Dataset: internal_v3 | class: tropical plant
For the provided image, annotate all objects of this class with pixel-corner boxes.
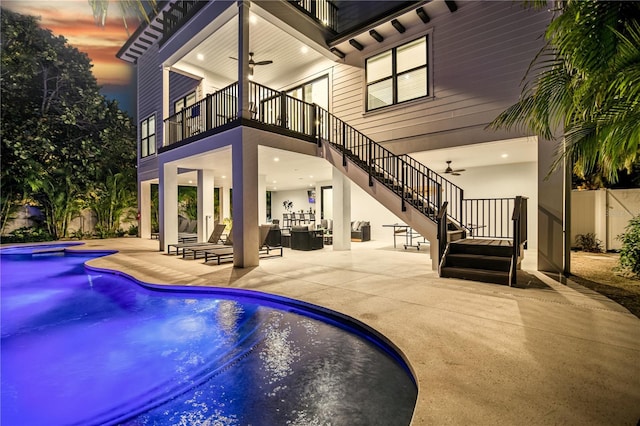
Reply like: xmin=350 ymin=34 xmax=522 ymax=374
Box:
xmin=87 ymin=172 xmax=136 ymax=238
xmin=489 ymin=0 xmax=640 ymax=182
xmin=1 ymin=9 xmax=137 ymax=239
xmin=178 ymin=186 xmax=198 ymax=220
xmin=617 ymin=215 xmax=640 ymax=279
xmin=574 ymin=233 xmax=603 ymax=253
xmin=88 ymin=0 xmax=157 ymax=34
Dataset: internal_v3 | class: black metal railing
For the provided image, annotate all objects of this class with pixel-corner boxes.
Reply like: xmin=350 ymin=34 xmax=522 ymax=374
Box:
xmin=289 ymin=0 xmax=339 ymax=32
xmin=461 ymin=198 xmax=517 ymax=239
xmin=316 ymin=108 xmax=442 ymax=222
xmin=160 ymin=0 xmax=207 ymax=45
xmin=164 ymin=82 xmax=320 ymax=146
xmin=165 ymin=83 xmax=238 ymax=145
xmin=400 ymin=155 xmax=464 ymax=228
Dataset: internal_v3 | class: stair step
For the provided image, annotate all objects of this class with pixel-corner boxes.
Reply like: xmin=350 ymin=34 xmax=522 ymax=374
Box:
xmin=440 ymin=266 xmax=510 ymax=285
xmin=449 ymin=239 xmax=513 ymax=257
xmin=445 ymin=253 xmax=511 ymax=272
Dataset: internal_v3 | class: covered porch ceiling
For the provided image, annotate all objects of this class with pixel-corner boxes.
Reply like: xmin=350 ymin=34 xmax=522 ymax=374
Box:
xmin=169 ymin=5 xmax=336 ymax=89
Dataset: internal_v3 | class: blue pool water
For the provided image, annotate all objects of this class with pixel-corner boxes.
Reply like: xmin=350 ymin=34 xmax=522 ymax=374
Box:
xmin=1 ymin=244 xmax=417 ymax=425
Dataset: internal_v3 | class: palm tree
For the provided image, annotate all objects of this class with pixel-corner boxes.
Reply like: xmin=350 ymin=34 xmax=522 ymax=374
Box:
xmin=88 ymin=0 xmax=157 ymax=34
xmin=489 ymin=0 xmax=640 ymax=182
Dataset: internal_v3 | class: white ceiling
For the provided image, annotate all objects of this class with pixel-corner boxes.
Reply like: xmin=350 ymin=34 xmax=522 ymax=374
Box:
xmin=175 ymin=10 xmax=334 ymax=88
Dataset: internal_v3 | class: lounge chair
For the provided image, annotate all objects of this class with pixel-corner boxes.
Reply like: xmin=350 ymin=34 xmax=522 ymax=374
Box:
xmin=200 ymin=225 xmax=282 ymax=264
xmin=182 ymin=227 xmax=233 ymax=259
xmin=167 ymin=223 xmax=227 ymax=255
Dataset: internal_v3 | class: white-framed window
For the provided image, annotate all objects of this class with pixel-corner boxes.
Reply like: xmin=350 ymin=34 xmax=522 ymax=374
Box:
xmin=366 ymin=36 xmax=428 ymax=111
xmin=140 ymin=114 xmax=156 ymax=158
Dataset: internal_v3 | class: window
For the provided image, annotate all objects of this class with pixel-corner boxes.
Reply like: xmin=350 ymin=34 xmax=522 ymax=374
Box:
xmin=366 ymin=37 xmax=428 ymax=111
xmin=140 ymin=115 xmax=156 ymax=158
xmin=174 ymin=91 xmax=196 ymax=114
xmin=286 ymin=75 xmax=329 ymax=110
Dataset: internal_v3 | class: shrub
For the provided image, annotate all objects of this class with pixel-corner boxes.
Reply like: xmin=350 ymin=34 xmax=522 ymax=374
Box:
xmin=127 ymin=224 xmax=138 ymax=236
xmin=617 ymin=215 xmax=640 ymax=279
xmin=575 ymin=233 xmax=603 ymax=252
xmin=2 ymin=226 xmax=53 ymax=243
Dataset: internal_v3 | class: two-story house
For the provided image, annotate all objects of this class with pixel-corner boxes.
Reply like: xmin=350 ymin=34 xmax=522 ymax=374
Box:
xmin=117 ymin=0 xmax=566 ymax=283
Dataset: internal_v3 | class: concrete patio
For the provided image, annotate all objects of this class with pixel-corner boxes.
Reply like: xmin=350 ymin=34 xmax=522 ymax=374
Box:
xmin=81 ymin=237 xmax=640 ymax=425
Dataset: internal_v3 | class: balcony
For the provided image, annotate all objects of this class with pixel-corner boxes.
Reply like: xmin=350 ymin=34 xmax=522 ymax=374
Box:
xmin=163 ymin=82 xmax=318 ymax=148
xmin=288 ymin=0 xmax=338 ymax=32
xmin=160 ymin=1 xmax=338 ymax=46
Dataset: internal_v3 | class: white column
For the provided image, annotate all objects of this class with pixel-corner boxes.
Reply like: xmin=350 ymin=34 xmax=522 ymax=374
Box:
xmin=197 ymin=170 xmax=215 ymax=241
xmin=594 ymin=188 xmax=607 ymax=251
xmin=162 ymin=67 xmax=170 ymax=147
xmin=259 ymin=174 xmax=267 ymax=224
xmin=139 ymin=181 xmax=151 ymax=239
xmin=159 ymin=163 xmax=178 ymax=251
xmin=238 ymin=0 xmax=250 ymax=120
xmin=332 ymin=167 xmax=351 ymax=251
xmin=232 ymin=139 xmax=260 ymax=267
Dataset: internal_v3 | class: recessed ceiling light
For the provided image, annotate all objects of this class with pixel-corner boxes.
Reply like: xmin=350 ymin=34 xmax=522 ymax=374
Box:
xmin=273 ymin=187 xmax=277 ymax=190
xmin=501 ymin=153 xmax=509 ymax=158
xmin=301 ymin=46 xmax=309 ymax=54
xmin=249 ymin=15 xmax=257 ymax=24
xmin=196 ymin=53 xmax=204 ymax=61
xmin=272 ymin=180 xmax=277 ymax=184
xmin=309 ymin=183 xmax=313 ymax=187
xmin=221 ymin=175 xmax=226 ymax=179
xmin=188 ymin=180 xmax=193 ymax=184
xmin=274 ymin=157 xmax=279 ymax=162
xmin=309 ymin=175 xmax=313 ymax=178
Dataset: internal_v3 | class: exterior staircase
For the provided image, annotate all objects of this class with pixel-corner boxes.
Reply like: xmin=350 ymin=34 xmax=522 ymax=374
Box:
xmin=162 ymin=81 xmax=528 ymax=285
xmin=439 ymin=239 xmax=515 ymax=285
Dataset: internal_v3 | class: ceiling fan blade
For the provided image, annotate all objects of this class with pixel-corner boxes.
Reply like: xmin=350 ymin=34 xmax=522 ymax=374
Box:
xmin=253 ymin=60 xmax=273 ymax=66
xmin=455 ymin=169 xmax=466 ymax=173
xmin=229 ymin=56 xmax=238 ymax=60
xmin=451 ymin=172 xmax=461 ymax=176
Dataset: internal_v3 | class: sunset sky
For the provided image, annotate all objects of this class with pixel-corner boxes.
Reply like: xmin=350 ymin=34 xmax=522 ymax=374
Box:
xmin=3 ymin=0 xmax=139 ymax=114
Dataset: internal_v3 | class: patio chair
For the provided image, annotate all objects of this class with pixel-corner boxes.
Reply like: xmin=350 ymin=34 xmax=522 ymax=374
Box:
xmin=167 ymin=223 xmax=227 ymax=255
xmin=201 ymin=225 xmax=282 ymax=264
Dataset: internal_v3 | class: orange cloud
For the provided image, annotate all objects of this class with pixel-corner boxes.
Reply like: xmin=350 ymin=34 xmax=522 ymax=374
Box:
xmin=3 ymin=0 xmax=138 ymax=87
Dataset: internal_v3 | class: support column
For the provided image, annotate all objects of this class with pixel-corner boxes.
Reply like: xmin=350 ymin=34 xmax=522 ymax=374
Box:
xmin=259 ymin=174 xmax=267 ymax=224
xmin=232 ymin=139 xmax=260 ymax=267
xmin=197 ymin=170 xmax=215 ymax=241
xmin=159 ymin=163 xmax=178 ymax=251
xmin=538 ymin=136 xmax=566 ymax=273
xmin=332 ymin=167 xmax=351 ymax=251
xmin=238 ymin=0 xmax=250 ymax=120
xmin=139 ymin=181 xmax=151 ymax=239
xmin=162 ymin=67 xmax=170 ymax=147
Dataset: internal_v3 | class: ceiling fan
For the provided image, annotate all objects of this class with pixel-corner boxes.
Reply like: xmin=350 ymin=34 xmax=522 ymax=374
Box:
xmin=229 ymin=52 xmax=273 ymax=78
xmin=443 ymin=160 xmax=465 ymax=176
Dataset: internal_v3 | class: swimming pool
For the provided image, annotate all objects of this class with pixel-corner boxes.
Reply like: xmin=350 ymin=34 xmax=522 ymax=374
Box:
xmin=1 ymin=244 xmax=417 ymax=425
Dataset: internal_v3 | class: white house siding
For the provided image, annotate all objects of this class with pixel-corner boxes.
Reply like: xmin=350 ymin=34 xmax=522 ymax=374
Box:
xmin=331 ymin=1 xmax=550 ymax=153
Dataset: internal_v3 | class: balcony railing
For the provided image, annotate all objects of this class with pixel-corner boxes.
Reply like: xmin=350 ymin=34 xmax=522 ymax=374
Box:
xmin=160 ymin=0 xmax=207 ymax=46
xmin=289 ymin=0 xmax=339 ymax=32
xmin=164 ymin=81 xmax=318 ymax=146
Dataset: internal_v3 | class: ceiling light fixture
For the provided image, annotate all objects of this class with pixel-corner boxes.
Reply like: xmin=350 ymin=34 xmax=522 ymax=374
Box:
xmin=274 ymin=157 xmax=280 ymax=162
xmin=391 ymin=19 xmax=405 ymax=33
xmin=196 ymin=53 xmax=204 ymax=61
xmin=501 ymin=153 xmax=509 ymax=158
xmin=369 ymin=29 xmax=384 ymax=43
xmin=416 ymin=7 xmax=430 ymax=23
xmin=249 ymin=15 xmax=257 ymax=24
xmin=301 ymin=46 xmax=309 ymax=54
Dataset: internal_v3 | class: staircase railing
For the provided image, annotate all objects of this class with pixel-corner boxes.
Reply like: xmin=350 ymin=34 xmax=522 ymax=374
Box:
xmin=316 ymin=108 xmax=442 ymax=221
xmin=462 ymin=198 xmax=517 ymax=239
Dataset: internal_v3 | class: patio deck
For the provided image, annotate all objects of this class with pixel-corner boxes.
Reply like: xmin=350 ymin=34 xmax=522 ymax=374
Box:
xmin=80 ymin=237 xmax=640 ymax=425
